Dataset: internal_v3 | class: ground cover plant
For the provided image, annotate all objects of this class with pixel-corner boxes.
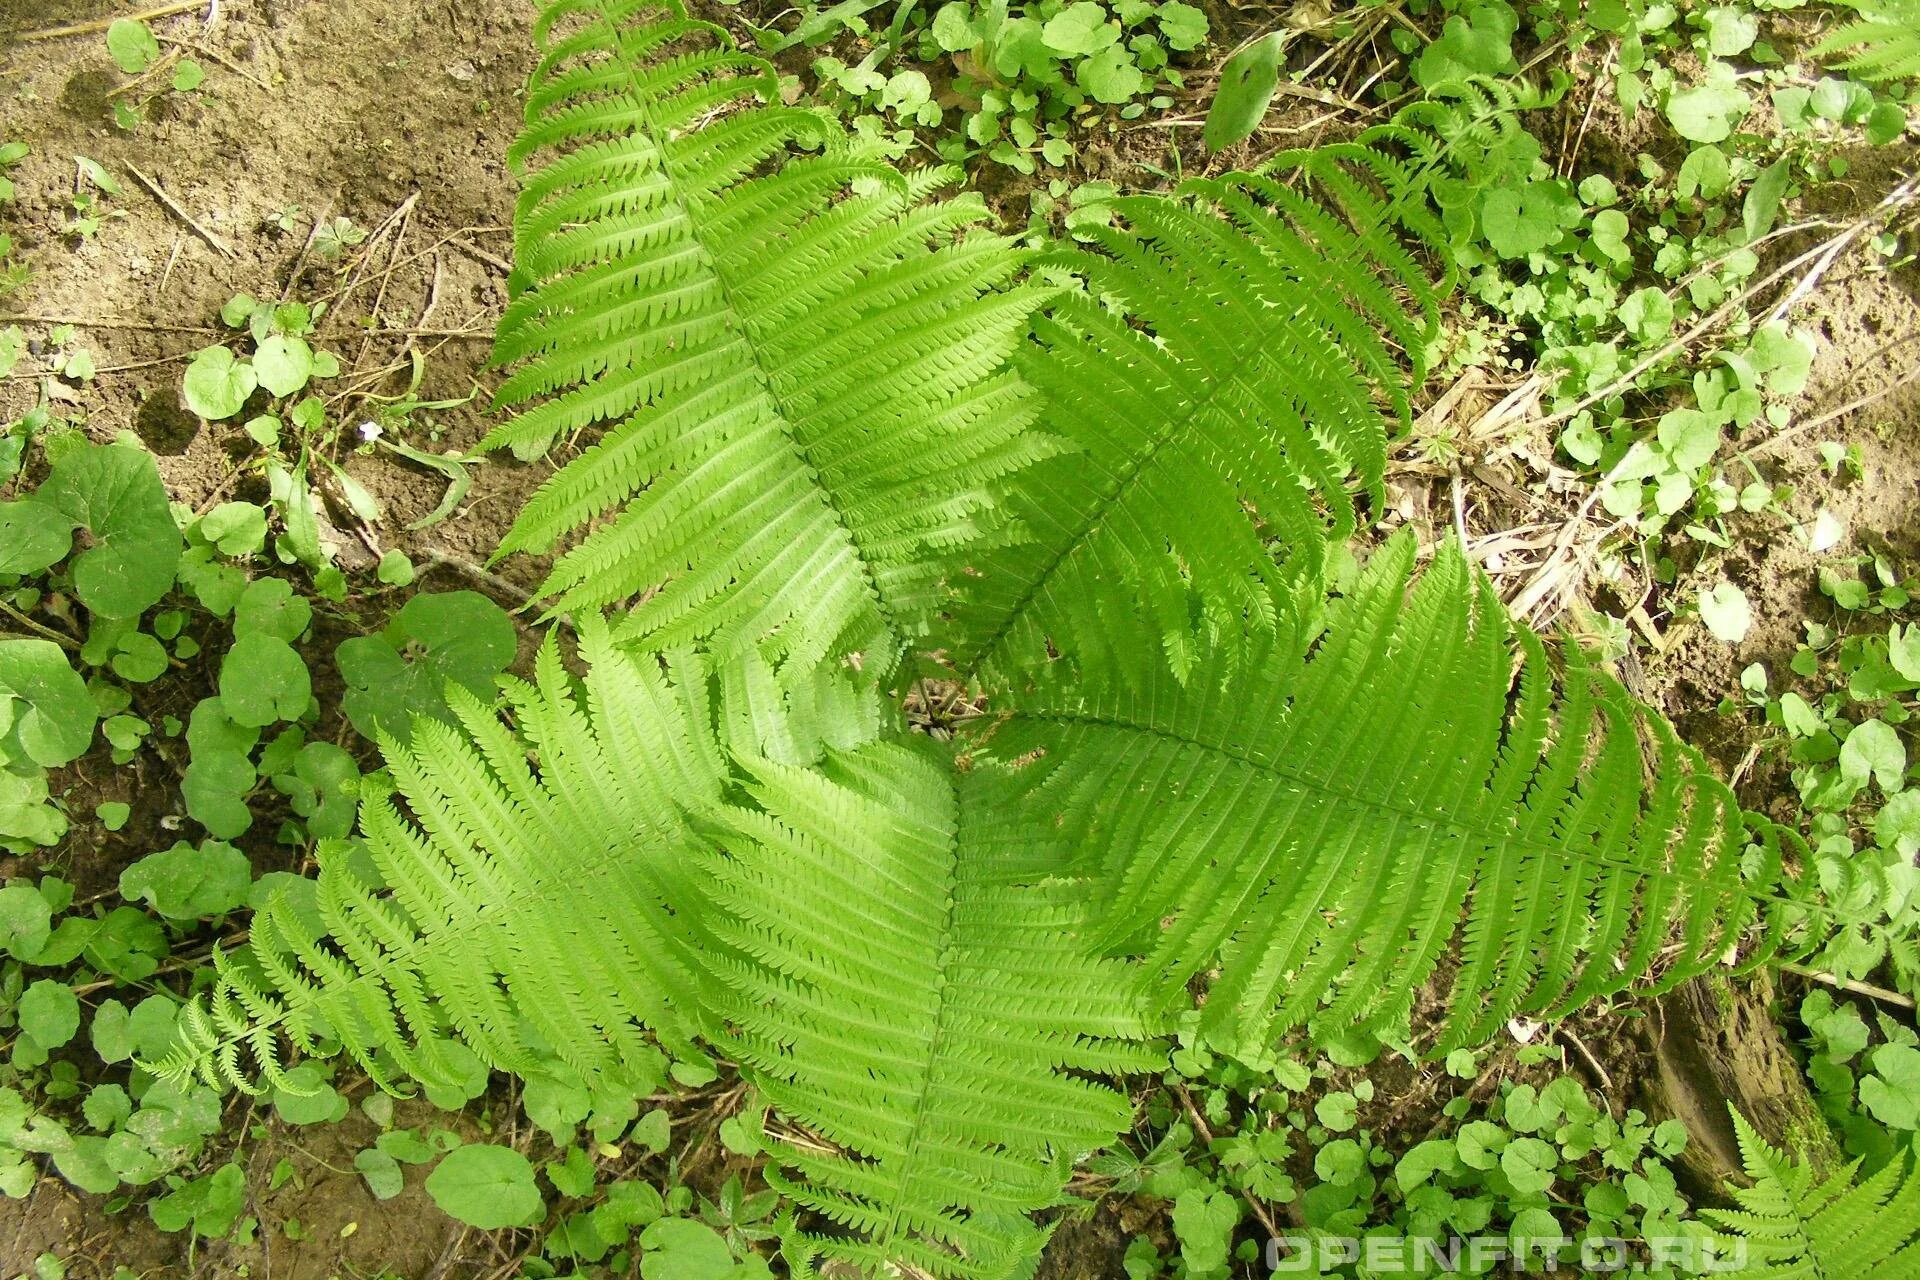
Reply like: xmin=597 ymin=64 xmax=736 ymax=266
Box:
xmin=0 ymin=0 xmax=1917 ymax=1276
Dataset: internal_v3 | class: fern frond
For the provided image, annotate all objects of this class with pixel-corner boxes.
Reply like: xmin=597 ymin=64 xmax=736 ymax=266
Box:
xmin=488 ymin=0 xmax=1048 ymax=683
xmin=1812 ymin=0 xmax=1920 ymax=82
xmin=943 ymin=159 xmax=1446 ymax=686
xmin=1703 ymin=1110 xmax=1920 ymax=1277
xmin=973 ymin=532 xmax=1812 ymax=1057
xmin=159 ymin=621 xmax=727 ymax=1093
xmin=700 ymin=742 xmax=1161 ymax=1279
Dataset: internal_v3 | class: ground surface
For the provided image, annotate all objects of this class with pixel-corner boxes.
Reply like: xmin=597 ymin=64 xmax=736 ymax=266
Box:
xmin=2 ymin=0 xmax=1918 ymax=1277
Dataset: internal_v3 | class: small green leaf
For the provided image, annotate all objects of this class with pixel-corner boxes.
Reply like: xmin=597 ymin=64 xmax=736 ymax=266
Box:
xmin=376 ymin=550 xmax=415 ymax=586
xmin=0 ymin=639 xmax=98 ymax=767
xmin=1042 ymin=3 xmax=1118 ymax=55
xmin=1699 ymin=582 xmax=1752 ymax=643
xmin=1156 ymin=1 xmax=1207 ymax=50
xmin=19 ymin=979 xmax=79 ymax=1049
xmin=198 ymin=502 xmax=268 ymax=557
xmin=1839 ymin=718 xmax=1905 ymax=793
xmin=105 ymin=19 xmax=161 ymax=74
xmin=253 ymin=335 xmax=315 ymax=399
xmin=119 ymin=839 xmax=252 ymax=920
xmin=182 ymin=347 xmax=258 ymax=421
xmin=1666 ymin=80 xmax=1750 ymax=143
xmin=1078 ymin=44 xmax=1145 ymax=104
xmin=426 ymin=1144 xmax=544 ymax=1229
xmin=1203 ymin=32 xmax=1283 ymax=152
xmin=39 ymin=444 xmax=184 ymax=619
xmin=218 ymin=633 xmax=311 ymax=727
xmin=336 ymin=591 xmax=515 ymax=744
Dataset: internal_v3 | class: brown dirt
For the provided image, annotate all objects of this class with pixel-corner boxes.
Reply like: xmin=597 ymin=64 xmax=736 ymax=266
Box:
xmin=1 ymin=2 xmax=549 ymax=1275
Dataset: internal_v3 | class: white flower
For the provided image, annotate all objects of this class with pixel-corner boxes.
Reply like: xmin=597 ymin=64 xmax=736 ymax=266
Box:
xmin=358 ymin=420 xmax=383 ymax=442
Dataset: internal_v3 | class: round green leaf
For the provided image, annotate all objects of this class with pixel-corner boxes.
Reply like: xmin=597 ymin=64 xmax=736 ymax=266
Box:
xmin=119 ymin=839 xmax=253 ymax=920
xmin=19 ymin=979 xmax=80 ymax=1049
xmin=218 ymin=633 xmax=311 ymax=727
xmin=425 ymin=1144 xmax=544 ymax=1229
xmin=0 ymin=638 xmax=97 ymax=767
xmin=105 ymin=19 xmax=161 ymax=74
xmin=182 ymin=347 xmax=258 ymax=421
xmin=253 ymin=335 xmax=315 ymax=399
xmin=39 ymin=444 xmax=184 ymax=619
xmin=336 ymin=591 xmax=515 ymax=744
xmin=0 ymin=884 xmax=52 ymax=960
xmin=1666 ymin=81 xmax=1750 ymax=143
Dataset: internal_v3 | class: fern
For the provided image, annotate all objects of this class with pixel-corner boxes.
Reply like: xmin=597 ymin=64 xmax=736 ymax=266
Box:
xmin=945 ymin=157 xmax=1447 ymax=684
xmin=700 ymin=742 xmax=1159 ymax=1278
xmin=1811 ymin=0 xmax=1920 ymax=82
xmin=486 ymin=0 xmax=1050 ymax=683
xmin=1703 ymin=1110 xmax=1920 ymax=1277
xmin=161 ymin=621 xmax=726 ymax=1093
xmin=972 ymin=532 xmax=1812 ymax=1057
xmin=154 ymin=6 xmax=1854 ymax=1273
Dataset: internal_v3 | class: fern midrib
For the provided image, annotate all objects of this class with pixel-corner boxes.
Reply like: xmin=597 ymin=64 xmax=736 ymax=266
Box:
xmin=1008 ymin=705 xmax=1795 ymax=909
xmin=871 ymin=809 xmax=967 ymax=1259
xmin=584 ymin=0 xmax=899 ymax=653
xmin=962 ymin=286 xmax=1309 ymax=679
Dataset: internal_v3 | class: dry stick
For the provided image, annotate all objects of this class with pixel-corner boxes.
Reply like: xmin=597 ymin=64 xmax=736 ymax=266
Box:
xmin=1780 ymin=963 xmax=1916 ymax=1012
xmin=17 ymin=0 xmax=205 ymax=40
xmin=126 ymin=162 xmax=236 ymax=258
xmin=0 ymin=601 xmax=80 ymax=651
xmin=0 ymin=312 xmax=220 ymax=334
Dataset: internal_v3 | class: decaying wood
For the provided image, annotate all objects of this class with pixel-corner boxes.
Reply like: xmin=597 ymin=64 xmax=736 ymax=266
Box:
xmin=1637 ymin=971 xmax=1840 ymax=1197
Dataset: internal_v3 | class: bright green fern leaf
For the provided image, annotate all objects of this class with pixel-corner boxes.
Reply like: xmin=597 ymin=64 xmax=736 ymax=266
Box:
xmin=699 ymin=742 xmax=1161 ymax=1279
xmin=1703 ymin=1109 xmax=1920 ymax=1277
xmin=487 ymin=0 xmax=1049 ymax=683
xmin=973 ymin=532 xmax=1812 ymax=1057
xmin=1812 ymin=0 xmax=1920 ymax=82
xmin=944 ymin=158 xmax=1446 ymax=686
xmin=161 ymin=621 xmax=729 ymax=1093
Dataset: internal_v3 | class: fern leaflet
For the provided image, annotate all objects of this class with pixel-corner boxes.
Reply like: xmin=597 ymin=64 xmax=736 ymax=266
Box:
xmin=1703 ymin=1109 xmax=1920 ymax=1277
xmin=973 ymin=532 xmax=1812 ymax=1056
xmin=1811 ymin=0 xmax=1920 ymax=82
xmin=161 ymin=622 xmax=725 ymax=1093
xmin=701 ymin=742 xmax=1160 ymax=1278
xmin=487 ymin=0 xmax=1048 ymax=684
xmin=941 ymin=159 xmax=1446 ymax=686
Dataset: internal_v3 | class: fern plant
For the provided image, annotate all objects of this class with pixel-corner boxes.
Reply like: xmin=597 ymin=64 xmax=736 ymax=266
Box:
xmin=161 ymin=1 xmax=1836 ymax=1275
xmin=1811 ymin=0 xmax=1920 ymax=82
xmin=1704 ymin=1109 xmax=1920 ymax=1277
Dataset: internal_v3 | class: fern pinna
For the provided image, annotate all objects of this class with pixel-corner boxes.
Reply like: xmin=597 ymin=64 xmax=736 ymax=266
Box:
xmin=1811 ymin=0 xmax=1920 ymax=83
xmin=485 ymin=0 xmax=1049 ymax=686
xmin=974 ymin=533 xmax=1810 ymax=1061
xmin=1703 ymin=1109 xmax=1920 ymax=1277
xmin=948 ymin=159 xmax=1446 ymax=685
xmin=160 ymin=0 xmax=1836 ymax=1275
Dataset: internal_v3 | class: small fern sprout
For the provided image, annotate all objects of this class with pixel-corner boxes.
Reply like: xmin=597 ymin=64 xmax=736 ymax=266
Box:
xmin=1703 ymin=1108 xmax=1920 ymax=1276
